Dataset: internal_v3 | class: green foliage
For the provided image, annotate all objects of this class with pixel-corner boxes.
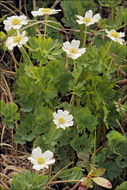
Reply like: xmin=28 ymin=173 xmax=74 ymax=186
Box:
xmin=47 ymin=17 xmax=63 ymax=41
xmin=1 ymin=0 xmax=126 ymax=189
xmin=74 ymin=106 xmax=98 ymax=132
xmin=0 ymin=31 xmax=6 ymax=42
xmin=99 ymin=0 xmax=122 ymax=8
xmin=10 ymin=171 xmax=48 ymax=190
xmin=61 ymin=0 xmax=96 ymax=28
xmin=115 ymin=181 xmax=127 ymax=190
xmin=14 ymin=105 xmax=53 ymax=144
xmin=0 ymin=100 xmax=19 ymax=129
xmin=58 ymin=167 xmax=83 ymax=181
xmin=97 ymin=150 xmax=123 ymax=180
xmin=97 ymin=130 xmax=127 ymax=180
xmin=61 ymin=0 xmax=97 ymax=42
xmin=114 ymin=101 xmax=127 ymax=117
xmin=71 ymin=133 xmax=94 ymax=154
xmin=107 ymin=130 xmax=127 ymax=168
xmin=27 ymin=37 xmax=62 ymax=64
xmin=15 ymin=60 xmax=65 ymax=108
xmin=115 ymin=7 xmax=127 ymax=27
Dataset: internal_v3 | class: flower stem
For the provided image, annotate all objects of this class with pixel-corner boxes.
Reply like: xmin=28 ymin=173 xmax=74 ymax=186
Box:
xmin=71 ymin=59 xmax=77 ymax=112
xmin=44 ymin=14 xmax=48 ymax=39
xmin=111 ymin=7 xmax=114 ymax=22
xmin=21 ymin=46 xmax=32 ymax=65
xmin=77 ymin=0 xmax=84 ymax=45
xmin=93 ymin=130 xmax=96 ymax=165
xmin=103 ymin=40 xmax=113 ymax=59
xmin=73 ymin=59 xmax=77 ymax=86
xmin=83 ymin=24 xmax=87 ymax=47
xmin=48 ymin=164 xmax=52 ymax=180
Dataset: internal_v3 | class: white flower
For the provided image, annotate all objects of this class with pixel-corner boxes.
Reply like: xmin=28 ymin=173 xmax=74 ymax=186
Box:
xmin=53 ymin=109 xmax=73 ymax=130
xmin=76 ymin=10 xmax=101 ymax=26
xmin=31 ymin=8 xmax=61 ymax=17
xmin=3 ymin=15 xmax=28 ymax=31
xmin=6 ymin=31 xmax=29 ymax=50
xmin=28 ymin=147 xmax=55 ymax=171
xmin=62 ymin=39 xmax=86 ymax=60
xmin=106 ymin=29 xmax=125 ymax=45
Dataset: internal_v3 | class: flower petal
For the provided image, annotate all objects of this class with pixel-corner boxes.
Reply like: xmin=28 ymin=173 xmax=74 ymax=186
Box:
xmin=31 ymin=11 xmax=39 ymax=17
xmin=71 ymin=39 xmax=80 ymax=48
xmin=33 ymin=164 xmax=42 ymax=171
xmin=42 ymin=150 xmax=53 ymax=160
xmin=75 ymin=15 xmax=83 ymax=20
xmin=32 ymin=147 xmax=43 ymax=158
xmin=63 ymin=41 xmax=71 ymax=50
xmin=92 ymin=13 xmax=101 ymax=22
xmin=46 ymin=159 xmax=55 ymax=165
xmin=76 ymin=20 xmax=85 ymax=24
xmin=119 ymin=32 xmax=125 ymax=37
xmin=85 ymin=10 xmax=93 ymax=18
xmin=28 ymin=157 xmax=37 ymax=164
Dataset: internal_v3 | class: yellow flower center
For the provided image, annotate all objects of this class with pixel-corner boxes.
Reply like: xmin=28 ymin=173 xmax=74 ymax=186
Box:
xmin=83 ymin=17 xmax=91 ymax=24
xmin=59 ymin=117 xmax=65 ymax=124
xmin=12 ymin=18 xmax=20 ymax=25
xmin=69 ymin=48 xmax=78 ymax=54
xmin=13 ymin=35 xmax=22 ymax=43
xmin=37 ymin=157 xmax=46 ymax=164
xmin=42 ymin=8 xmax=51 ymax=13
xmin=110 ymin=31 xmax=119 ymax=38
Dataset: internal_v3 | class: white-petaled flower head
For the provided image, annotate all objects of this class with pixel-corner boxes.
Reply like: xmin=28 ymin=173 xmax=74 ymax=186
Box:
xmin=3 ymin=15 xmax=28 ymax=31
xmin=53 ymin=109 xmax=73 ymax=130
xmin=31 ymin=8 xmax=61 ymax=17
xmin=62 ymin=39 xmax=86 ymax=60
xmin=76 ymin=10 xmax=101 ymax=26
xmin=6 ymin=31 xmax=29 ymax=50
xmin=28 ymin=147 xmax=55 ymax=171
xmin=105 ymin=29 xmax=125 ymax=45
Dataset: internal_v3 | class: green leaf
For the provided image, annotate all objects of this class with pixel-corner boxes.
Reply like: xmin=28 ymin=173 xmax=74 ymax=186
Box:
xmin=0 ymin=101 xmax=20 ymax=129
xmin=70 ymin=133 xmax=94 ymax=154
xmin=10 ymin=171 xmax=48 ymax=190
xmin=25 ymin=64 xmax=44 ymax=82
xmin=59 ymin=72 xmax=72 ymax=95
xmin=74 ymin=106 xmax=98 ymax=132
xmin=107 ymin=130 xmax=127 ymax=157
xmin=99 ymin=0 xmax=122 ymax=7
xmin=0 ymin=31 xmax=6 ymax=42
xmin=115 ymin=181 xmax=127 ymax=190
xmin=91 ymin=168 xmax=106 ymax=177
xmin=14 ymin=113 xmax=36 ymax=144
xmin=104 ymin=161 xmax=123 ymax=180
xmin=43 ymin=128 xmax=63 ymax=150
xmin=77 ymin=152 xmax=90 ymax=172
xmin=28 ymin=37 xmax=62 ymax=63
xmin=58 ymin=167 xmax=83 ymax=182
xmin=115 ymin=7 xmax=127 ymax=26
xmin=21 ymin=98 xmax=35 ymax=112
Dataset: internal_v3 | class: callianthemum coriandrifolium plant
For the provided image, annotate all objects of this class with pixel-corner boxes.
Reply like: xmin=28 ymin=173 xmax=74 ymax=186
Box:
xmin=0 ymin=100 xmax=20 ymax=129
xmin=10 ymin=171 xmax=48 ymax=190
xmin=6 ymin=31 xmax=29 ymax=50
xmin=28 ymin=147 xmax=55 ymax=171
xmin=105 ymin=29 xmax=125 ymax=45
xmin=3 ymin=15 xmax=28 ymax=31
xmin=53 ymin=109 xmax=73 ymax=130
xmin=1 ymin=1 xmax=126 ymax=189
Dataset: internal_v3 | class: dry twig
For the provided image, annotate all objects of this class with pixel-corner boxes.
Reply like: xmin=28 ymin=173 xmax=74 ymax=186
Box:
xmin=118 ymin=98 xmax=127 ymax=121
xmin=110 ymin=53 xmax=127 ymax=77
